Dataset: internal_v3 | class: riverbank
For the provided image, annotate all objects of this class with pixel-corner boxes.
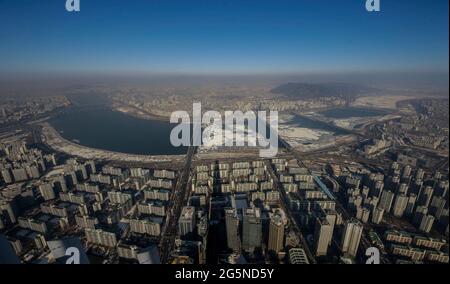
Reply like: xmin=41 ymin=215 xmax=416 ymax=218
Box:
xmin=40 ymin=122 xmax=185 ymax=163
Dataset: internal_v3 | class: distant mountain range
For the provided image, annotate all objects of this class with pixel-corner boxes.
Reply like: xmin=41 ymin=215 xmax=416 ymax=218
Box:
xmin=270 ymin=82 xmax=379 ymax=99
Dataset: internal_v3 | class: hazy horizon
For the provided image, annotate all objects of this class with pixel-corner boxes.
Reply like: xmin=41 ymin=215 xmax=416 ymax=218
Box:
xmin=1 ymin=70 xmax=448 ymax=97
xmin=0 ymin=0 xmax=448 ymax=98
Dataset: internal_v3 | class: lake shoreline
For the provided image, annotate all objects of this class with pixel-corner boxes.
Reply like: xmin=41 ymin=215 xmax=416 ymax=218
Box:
xmin=48 ymin=104 xmax=188 ymax=156
xmin=40 ymin=122 xmax=186 ymax=164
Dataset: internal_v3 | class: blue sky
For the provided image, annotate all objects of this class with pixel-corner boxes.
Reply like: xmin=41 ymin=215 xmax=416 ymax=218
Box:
xmin=0 ymin=0 xmax=448 ymax=74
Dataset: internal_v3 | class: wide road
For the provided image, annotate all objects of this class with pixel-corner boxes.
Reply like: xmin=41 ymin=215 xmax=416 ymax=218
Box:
xmin=266 ymin=163 xmax=317 ymax=264
xmin=265 ymin=135 xmax=317 ymax=264
xmin=160 ymin=143 xmax=196 ymax=263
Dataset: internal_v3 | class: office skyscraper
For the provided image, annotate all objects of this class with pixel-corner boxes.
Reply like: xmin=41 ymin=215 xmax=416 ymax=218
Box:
xmin=372 ymin=208 xmax=384 ymax=224
xmin=418 ymin=186 xmax=434 ymax=208
xmin=392 ymin=194 xmax=408 ymax=218
xmin=225 ymin=208 xmax=240 ymax=251
xmin=314 ymin=216 xmax=333 ymax=256
xmin=413 ymin=206 xmax=428 ymax=225
xmin=405 ymin=194 xmax=417 ymax=217
xmin=242 ymin=207 xmax=262 ymax=253
xmin=379 ymin=190 xmax=395 ymax=213
xmin=419 ymin=215 xmax=435 ymax=233
xmin=340 ymin=219 xmax=363 ymax=258
xmin=268 ymin=209 xmax=286 ymax=254
xmin=324 ymin=210 xmax=337 ymax=245
xmin=179 ymin=206 xmax=196 ymax=237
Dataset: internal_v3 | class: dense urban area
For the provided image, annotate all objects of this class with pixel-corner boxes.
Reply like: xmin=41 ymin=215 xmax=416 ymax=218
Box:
xmin=0 ymin=89 xmax=448 ymax=265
